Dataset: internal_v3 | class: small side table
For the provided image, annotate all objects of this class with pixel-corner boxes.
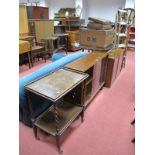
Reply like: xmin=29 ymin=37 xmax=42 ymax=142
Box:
xmin=41 ymin=36 xmax=59 ymax=55
xmin=25 ymin=68 xmax=88 ymax=154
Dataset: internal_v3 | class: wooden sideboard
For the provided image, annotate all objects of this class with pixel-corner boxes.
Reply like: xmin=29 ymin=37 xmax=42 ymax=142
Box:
xmin=65 ymin=51 xmax=109 ymax=106
xmin=105 ymin=48 xmax=125 ymax=88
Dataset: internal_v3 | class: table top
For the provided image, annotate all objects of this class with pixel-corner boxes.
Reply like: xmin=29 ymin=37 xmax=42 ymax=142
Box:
xmin=65 ymin=51 xmax=109 ymax=72
xmin=72 ymin=41 xmax=114 ymax=51
xmin=54 ymin=33 xmax=69 ymax=37
xmin=25 ymin=68 xmax=88 ymax=102
xmin=19 ymin=40 xmax=30 ymax=54
xmin=19 ymin=35 xmax=35 ymax=40
xmin=41 ymin=36 xmax=58 ymax=40
xmin=108 ymin=48 xmax=125 ymax=59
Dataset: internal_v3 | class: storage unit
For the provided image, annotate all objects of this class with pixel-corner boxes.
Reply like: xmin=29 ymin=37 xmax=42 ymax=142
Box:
xmin=27 ymin=6 xmax=49 ymax=20
xmin=114 ymin=9 xmax=128 ymax=48
xmin=126 ymin=25 xmax=135 ymax=50
xmin=105 ymin=48 xmax=124 ymax=88
xmin=64 ymin=18 xmax=81 ymax=31
xmin=66 ymin=51 xmax=109 ymax=106
xmin=66 ymin=30 xmax=81 ymax=51
xmin=25 ymin=68 xmax=88 ymax=153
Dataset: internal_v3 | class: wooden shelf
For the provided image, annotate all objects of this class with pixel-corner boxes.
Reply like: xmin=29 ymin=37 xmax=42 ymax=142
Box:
xmin=116 ymin=33 xmax=127 ymax=37
xmin=34 ymin=101 xmax=83 ymax=136
xmin=118 ymin=44 xmax=126 ymax=48
xmin=117 ymin=22 xmax=128 ymax=25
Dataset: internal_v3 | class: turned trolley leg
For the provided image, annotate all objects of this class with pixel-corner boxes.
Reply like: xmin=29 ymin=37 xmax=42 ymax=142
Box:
xmin=56 ymin=135 xmax=63 ymax=154
xmin=81 ymin=109 xmax=84 ymax=123
xmin=33 ymin=125 xmax=40 ymax=140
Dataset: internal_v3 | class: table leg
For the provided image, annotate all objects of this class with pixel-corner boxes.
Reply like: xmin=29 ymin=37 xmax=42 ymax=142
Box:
xmin=33 ymin=125 xmax=40 ymax=140
xmin=56 ymin=135 xmax=63 ymax=154
xmin=81 ymin=109 xmax=84 ymax=122
xmin=54 ymin=103 xmax=63 ymax=154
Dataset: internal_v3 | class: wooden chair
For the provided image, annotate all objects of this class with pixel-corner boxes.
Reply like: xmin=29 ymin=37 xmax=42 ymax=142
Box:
xmin=30 ymin=41 xmax=48 ymax=67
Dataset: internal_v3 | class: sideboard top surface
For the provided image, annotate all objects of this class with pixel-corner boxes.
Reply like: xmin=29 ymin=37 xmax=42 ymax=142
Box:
xmin=65 ymin=51 xmax=109 ymax=72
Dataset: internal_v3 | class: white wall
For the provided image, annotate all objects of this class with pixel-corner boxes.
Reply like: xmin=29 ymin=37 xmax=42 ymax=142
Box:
xmin=125 ymin=0 xmax=135 ymax=9
xmin=45 ymin=0 xmax=75 ymax=19
xmin=19 ymin=0 xmax=48 ymax=7
xmin=83 ymin=0 xmax=126 ymax=23
xmin=19 ymin=0 xmax=127 ymax=22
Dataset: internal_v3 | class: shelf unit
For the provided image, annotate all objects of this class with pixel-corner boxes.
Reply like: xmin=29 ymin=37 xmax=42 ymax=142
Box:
xmin=126 ymin=25 xmax=135 ymax=49
xmin=114 ymin=9 xmax=128 ymax=48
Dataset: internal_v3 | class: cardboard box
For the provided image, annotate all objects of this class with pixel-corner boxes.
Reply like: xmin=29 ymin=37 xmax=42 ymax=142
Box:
xmin=79 ymin=28 xmax=114 ymax=48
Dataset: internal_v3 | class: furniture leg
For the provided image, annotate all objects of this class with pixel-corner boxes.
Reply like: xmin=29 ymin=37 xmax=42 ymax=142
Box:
xmin=122 ymin=55 xmax=126 ymax=68
xmin=53 ymin=103 xmax=63 ymax=154
xmin=56 ymin=135 xmax=63 ymax=154
xmin=28 ymin=51 xmax=31 ymax=68
xmin=33 ymin=125 xmax=40 ymax=140
xmin=81 ymin=109 xmax=84 ymax=122
xmin=131 ymin=137 xmax=135 ymax=143
xmin=131 ymin=119 xmax=135 ymax=125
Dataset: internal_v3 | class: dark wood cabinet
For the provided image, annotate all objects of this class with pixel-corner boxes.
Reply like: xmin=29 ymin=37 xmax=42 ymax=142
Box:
xmin=105 ymin=48 xmax=124 ymax=88
xmin=27 ymin=6 xmax=49 ymax=20
xmin=65 ymin=51 xmax=109 ymax=106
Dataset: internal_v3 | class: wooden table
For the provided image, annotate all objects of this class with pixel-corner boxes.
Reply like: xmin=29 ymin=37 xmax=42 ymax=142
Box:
xmin=25 ymin=68 xmax=88 ymax=153
xmin=19 ymin=40 xmax=31 ymax=68
xmin=41 ymin=36 xmax=59 ymax=54
xmin=65 ymin=51 xmax=109 ymax=106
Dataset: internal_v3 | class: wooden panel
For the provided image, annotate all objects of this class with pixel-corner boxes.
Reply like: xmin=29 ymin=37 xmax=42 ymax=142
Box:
xmin=19 ymin=5 xmax=29 ymax=35
xmin=92 ymin=61 xmax=102 ymax=94
xmin=111 ymin=57 xmax=119 ymax=83
xmin=34 ymin=20 xmax=54 ymax=42
xmin=105 ymin=48 xmax=124 ymax=87
xmin=19 ymin=40 xmax=30 ymax=54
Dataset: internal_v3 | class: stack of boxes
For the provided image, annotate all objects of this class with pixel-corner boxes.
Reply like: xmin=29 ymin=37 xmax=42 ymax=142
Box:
xmin=79 ymin=17 xmax=114 ymax=49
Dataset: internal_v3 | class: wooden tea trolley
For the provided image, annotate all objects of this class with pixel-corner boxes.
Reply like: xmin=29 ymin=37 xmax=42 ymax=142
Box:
xmin=25 ymin=68 xmax=88 ymax=154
